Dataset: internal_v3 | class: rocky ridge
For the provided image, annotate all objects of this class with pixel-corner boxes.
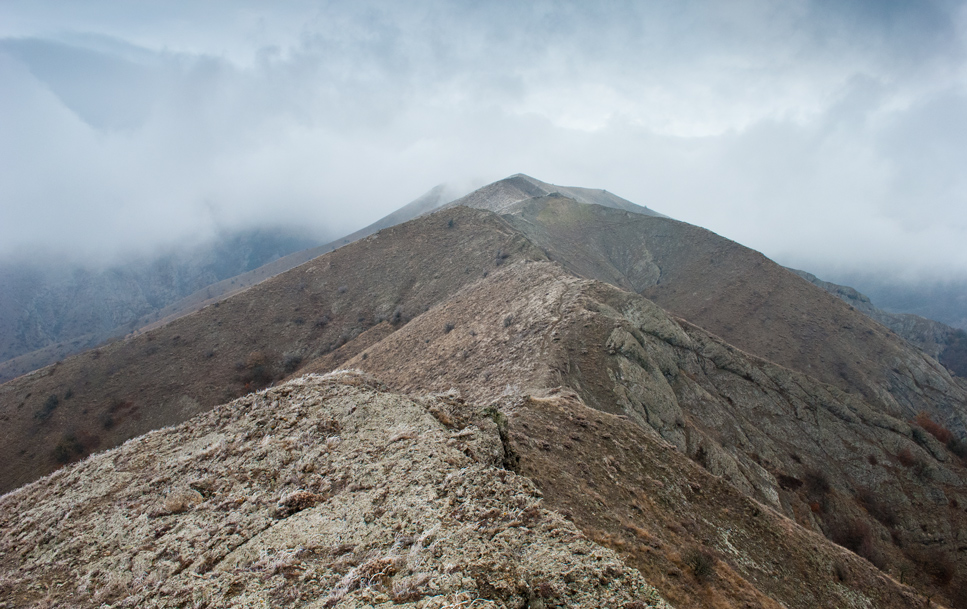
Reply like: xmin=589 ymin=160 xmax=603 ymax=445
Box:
xmin=320 ymin=260 xmax=967 ymax=605
xmin=490 ymin=195 xmax=967 ymax=435
xmin=0 ymin=371 xmax=670 ymax=608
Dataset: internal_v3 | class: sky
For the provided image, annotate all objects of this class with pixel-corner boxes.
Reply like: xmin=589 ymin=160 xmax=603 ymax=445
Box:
xmin=2 ymin=0 xmax=967 ymax=282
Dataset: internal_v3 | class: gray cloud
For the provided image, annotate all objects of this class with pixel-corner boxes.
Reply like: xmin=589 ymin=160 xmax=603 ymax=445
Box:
xmin=1 ymin=0 xmax=967 ymax=280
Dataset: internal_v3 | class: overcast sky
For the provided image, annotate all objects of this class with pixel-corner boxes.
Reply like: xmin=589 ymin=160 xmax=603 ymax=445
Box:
xmin=2 ymin=1 xmax=967 ymax=281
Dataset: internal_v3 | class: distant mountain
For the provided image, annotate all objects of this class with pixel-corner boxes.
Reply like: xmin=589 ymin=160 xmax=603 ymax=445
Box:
xmin=3 ymin=174 xmax=967 ymax=606
xmin=836 ymin=275 xmax=967 ymax=331
xmin=0 ymin=227 xmax=325 ymax=381
xmin=791 ymin=268 xmax=967 ymax=378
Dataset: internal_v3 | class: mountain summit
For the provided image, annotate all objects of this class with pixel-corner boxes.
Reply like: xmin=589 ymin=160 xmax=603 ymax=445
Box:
xmin=2 ymin=174 xmax=967 ymax=607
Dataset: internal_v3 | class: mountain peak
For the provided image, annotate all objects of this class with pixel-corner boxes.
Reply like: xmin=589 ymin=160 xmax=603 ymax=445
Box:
xmin=445 ymin=173 xmax=666 ymax=218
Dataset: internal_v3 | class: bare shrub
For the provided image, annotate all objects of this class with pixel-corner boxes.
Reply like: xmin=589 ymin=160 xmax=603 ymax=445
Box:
xmin=948 ymin=437 xmax=967 ymax=461
xmin=896 ymin=447 xmax=918 ymax=467
xmin=908 ymin=547 xmax=956 ymax=586
xmin=856 ymin=487 xmax=898 ymax=528
xmin=683 ymin=547 xmax=716 ymax=582
xmin=35 ymin=394 xmax=60 ymax=421
xmin=914 ymin=412 xmax=954 ymax=445
xmin=239 ymin=350 xmax=275 ymax=389
xmin=803 ymin=468 xmax=830 ymax=498
xmin=52 ymin=433 xmax=84 ymax=463
xmin=281 ymin=352 xmax=303 ymax=374
xmin=827 ymin=517 xmax=886 ymax=570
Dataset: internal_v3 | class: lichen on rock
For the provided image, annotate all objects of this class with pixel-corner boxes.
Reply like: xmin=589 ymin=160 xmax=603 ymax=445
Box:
xmin=0 ymin=371 xmax=671 ymax=608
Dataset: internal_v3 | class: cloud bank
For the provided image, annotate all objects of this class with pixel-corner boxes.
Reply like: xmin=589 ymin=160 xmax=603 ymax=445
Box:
xmin=1 ymin=0 xmax=967 ymax=280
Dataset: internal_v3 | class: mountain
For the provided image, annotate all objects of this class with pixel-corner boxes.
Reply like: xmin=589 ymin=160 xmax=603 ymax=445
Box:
xmin=0 ymin=185 xmax=457 ymax=385
xmin=442 ymin=173 xmax=666 ymax=217
xmin=792 ymin=268 xmax=967 ymax=378
xmin=0 ymin=175 xmax=661 ymax=385
xmin=832 ymin=274 xmax=967 ymax=332
xmin=3 ymin=174 xmax=967 ymax=607
xmin=0 ymin=227 xmax=326 ymax=382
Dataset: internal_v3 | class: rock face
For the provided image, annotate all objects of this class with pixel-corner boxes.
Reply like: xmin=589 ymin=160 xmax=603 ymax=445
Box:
xmin=0 ymin=371 xmax=670 ymax=609
xmin=490 ymin=195 xmax=967 ymax=436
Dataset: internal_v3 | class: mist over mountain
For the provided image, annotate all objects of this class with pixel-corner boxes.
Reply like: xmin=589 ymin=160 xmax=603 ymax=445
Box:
xmin=828 ymin=274 xmax=967 ymax=332
xmin=0 ymin=225 xmax=327 ymax=380
xmin=4 ymin=2 xmax=967 ymax=281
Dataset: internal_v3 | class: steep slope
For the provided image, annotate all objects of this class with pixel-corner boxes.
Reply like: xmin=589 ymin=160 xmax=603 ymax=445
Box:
xmin=0 ymin=371 xmax=670 ymax=608
xmin=490 ymin=195 xmax=967 ymax=436
xmin=136 ymin=183 xmax=456 ymax=331
xmin=333 ymin=261 xmax=967 ymax=607
xmin=0 ymin=207 xmax=547 ymax=493
xmin=792 ymin=268 xmax=967 ymax=378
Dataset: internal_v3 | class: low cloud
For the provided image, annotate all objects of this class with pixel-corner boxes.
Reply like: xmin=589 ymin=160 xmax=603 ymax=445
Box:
xmin=1 ymin=1 xmax=967 ymax=280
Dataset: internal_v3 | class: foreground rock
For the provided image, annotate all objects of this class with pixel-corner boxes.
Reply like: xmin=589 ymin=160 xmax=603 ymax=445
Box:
xmin=0 ymin=371 xmax=669 ymax=609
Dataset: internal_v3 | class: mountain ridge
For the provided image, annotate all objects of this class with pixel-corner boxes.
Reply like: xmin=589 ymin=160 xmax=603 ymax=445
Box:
xmin=3 ymin=174 xmax=967 ymax=606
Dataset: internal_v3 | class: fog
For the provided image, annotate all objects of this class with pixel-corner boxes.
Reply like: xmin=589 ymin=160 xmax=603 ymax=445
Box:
xmin=2 ymin=1 xmax=967 ymax=282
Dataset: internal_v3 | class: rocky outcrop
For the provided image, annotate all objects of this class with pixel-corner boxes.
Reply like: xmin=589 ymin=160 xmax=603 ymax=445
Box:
xmin=492 ymin=195 xmax=967 ymax=438
xmin=0 ymin=371 xmax=670 ymax=609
